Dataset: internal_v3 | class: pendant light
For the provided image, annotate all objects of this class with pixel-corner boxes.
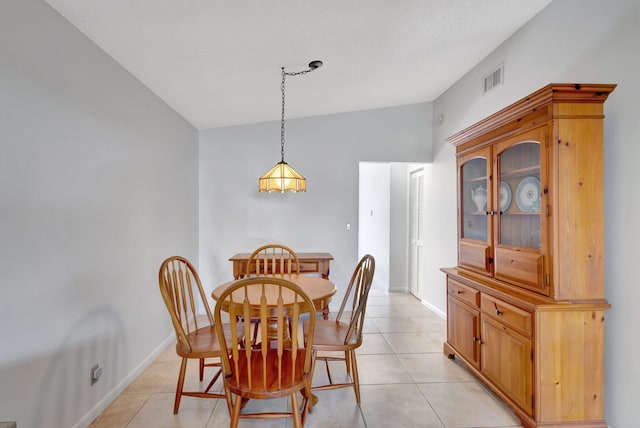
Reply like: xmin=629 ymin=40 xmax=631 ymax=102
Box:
xmin=259 ymin=60 xmax=323 ymax=193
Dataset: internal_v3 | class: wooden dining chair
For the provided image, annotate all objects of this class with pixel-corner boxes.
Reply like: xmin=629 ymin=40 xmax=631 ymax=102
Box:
xmin=214 ymin=277 xmax=316 ymax=428
xmin=158 ymin=256 xmax=243 ymax=414
xmin=305 ymin=254 xmax=375 ymax=403
xmin=245 ymin=244 xmax=301 ymax=344
xmin=246 ymin=244 xmax=300 ymax=276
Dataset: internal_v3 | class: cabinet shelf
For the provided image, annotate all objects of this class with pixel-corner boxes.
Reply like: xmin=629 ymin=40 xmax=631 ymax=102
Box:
xmin=464 ymin=176 xmax=488 ymax=183
xmin=500 ymin=211 xmax=540 ymax=216
xmin=500 ymin=165 xmax=539 ymax=180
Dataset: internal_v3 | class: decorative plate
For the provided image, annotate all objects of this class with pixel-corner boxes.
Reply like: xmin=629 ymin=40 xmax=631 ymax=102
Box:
xmin=499 ymin=182 xmax=512 ymax=212
xmin=515 ymin=176 xmax=541 ymax=212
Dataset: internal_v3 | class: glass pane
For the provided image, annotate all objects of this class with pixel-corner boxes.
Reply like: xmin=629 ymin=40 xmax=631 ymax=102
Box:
xmin=462 ymin=157 xmax=488 ymax=241
xmin=498 ymin=142 xmax=540 ymax=248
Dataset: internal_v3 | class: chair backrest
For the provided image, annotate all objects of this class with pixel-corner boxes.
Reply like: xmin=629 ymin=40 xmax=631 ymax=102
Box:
xmin=335 ymin=254 xmax=375 ymax=345
xmin=214 ymin=277 xmax=316 ymax=392
xmin=246 ymin=244 xmax=300 ymax=276
xmin=158 ymin=256 xmax=213 ymax=354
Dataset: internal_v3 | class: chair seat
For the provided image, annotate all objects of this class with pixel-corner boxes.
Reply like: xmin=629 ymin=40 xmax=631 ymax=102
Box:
xmin=304 ymin=319 xmax=360 ymax=351
xmin=225 ymin=348 xmax=313 ymax=398
xmin=177 ymin=323 xmax=244 ymax=358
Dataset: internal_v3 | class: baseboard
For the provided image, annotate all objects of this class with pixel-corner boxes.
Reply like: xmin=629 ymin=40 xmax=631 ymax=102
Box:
xmin=73 ymin=333 xmax=176 ymax=428
xmin=419 ymin=298 xmax=446 ymax=320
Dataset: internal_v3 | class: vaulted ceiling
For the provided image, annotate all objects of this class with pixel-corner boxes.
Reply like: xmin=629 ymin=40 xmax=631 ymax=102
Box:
xmin=45 ymin=0 xmax=553 ymax=129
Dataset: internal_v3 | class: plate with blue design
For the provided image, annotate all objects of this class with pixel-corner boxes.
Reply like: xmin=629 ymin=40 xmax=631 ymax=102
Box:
xmin=515 ymin=177 xmax=540 ymax=212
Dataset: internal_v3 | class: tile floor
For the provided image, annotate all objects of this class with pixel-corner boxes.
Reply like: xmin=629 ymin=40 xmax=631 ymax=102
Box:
xmin=89 ymin=288 xmax=522 ymax=428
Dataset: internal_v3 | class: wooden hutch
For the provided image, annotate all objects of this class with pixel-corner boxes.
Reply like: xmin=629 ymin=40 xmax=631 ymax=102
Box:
xmin=442 ymin=83 xmax=615 ymax=427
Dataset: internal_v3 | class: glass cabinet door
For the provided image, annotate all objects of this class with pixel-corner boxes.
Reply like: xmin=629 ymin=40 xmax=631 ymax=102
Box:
xmin=492 ymin=126 xmax=548 ymax=294
xmin=497 ymin=142 xmax=541 ymax=248
xmin=461 ymin=154 xmax=489 ymax=242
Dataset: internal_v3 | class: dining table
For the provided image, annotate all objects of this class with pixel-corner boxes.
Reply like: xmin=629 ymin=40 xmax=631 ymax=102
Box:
xmin=211 ymin=274 xmax=337 ymax=320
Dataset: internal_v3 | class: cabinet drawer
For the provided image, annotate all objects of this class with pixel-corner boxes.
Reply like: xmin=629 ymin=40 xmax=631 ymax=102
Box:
xmin=448 ymin=279 xmax=480 ymax=308
xmin=298 ymin=261 xmax=321 ymax=273
xmin=481 ymin=294 xmax=532 ymax=337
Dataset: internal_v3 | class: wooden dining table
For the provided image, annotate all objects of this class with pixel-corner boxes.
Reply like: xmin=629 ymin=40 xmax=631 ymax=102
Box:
xmin=211 ymin=274 xmax=337 ymax=320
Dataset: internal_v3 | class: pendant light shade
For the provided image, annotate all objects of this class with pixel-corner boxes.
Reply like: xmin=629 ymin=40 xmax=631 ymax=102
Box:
xmin=258 ymin=161 xmax=306 ymax=193
xmin=258 ymin=60 xmax=322 ymax=193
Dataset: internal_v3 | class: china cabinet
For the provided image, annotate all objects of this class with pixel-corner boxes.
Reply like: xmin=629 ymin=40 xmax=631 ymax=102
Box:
xmin=442 ymin=83 xmax=614 ymax=428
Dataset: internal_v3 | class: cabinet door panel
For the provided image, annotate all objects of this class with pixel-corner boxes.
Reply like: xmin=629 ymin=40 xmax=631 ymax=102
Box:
xmin=458 ymin=148 xmax=493 ymax=271
xmin=447 ymin=297 xmax=480 ymax=369
xmin=493 ymin=127 xmax=550 ymax=294
xmin=459 ymin=241 xmax=491 ymax=275
xmin=494 ymin=247 xmax=546 ymax=294
xmin=481 ymin=316 xmax=532 ymax=415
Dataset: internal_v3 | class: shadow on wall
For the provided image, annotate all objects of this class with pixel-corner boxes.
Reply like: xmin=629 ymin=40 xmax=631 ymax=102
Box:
xmin=30 ymin=307 xmax=127 ymax=428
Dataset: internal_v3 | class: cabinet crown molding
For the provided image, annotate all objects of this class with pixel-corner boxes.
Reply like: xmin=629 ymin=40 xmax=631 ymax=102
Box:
xmin=447 ymin=83 xmax=616 ymax=148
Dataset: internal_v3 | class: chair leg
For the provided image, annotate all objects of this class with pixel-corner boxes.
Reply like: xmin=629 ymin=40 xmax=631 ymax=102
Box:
xmin=302 ymin=383 xmax=314 ymax=418
xmin=230 ymin=394 xmax=242 ymax=428
xmin=174 ymin=358 xmax=188 ymax=414
xmin=344 ymin=350 xmax=351 ymax=375
xmin=324 ymin=357 xmax=333 ymax=384
xmin=291 ymin=393 xmax=301 ymax=428
xmin=223 ymin=386 xmax=233 ymax=415
xmin=349 ymin=350 xmax=361 ymax=403
xmin=204 ymin=368 xmax=222 ymax=393
xmin=199 ymin=358 xmax=205 ymax=381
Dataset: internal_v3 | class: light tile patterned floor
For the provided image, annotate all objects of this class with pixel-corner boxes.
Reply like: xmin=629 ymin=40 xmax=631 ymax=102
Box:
xmin=89 ymin=288 xmax=522 ymax=428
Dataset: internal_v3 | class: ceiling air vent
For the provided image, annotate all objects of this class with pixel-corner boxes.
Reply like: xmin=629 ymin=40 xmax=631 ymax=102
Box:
xmin=483 ymin=64 xmax=504 ymax=93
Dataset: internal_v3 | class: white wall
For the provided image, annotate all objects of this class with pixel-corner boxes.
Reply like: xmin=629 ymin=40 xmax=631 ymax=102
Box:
xmin=428 ymin=1 xmax=640 ymax=426
xmin=199 ymin=104 xmax=432 ymax=308
xmin=358 ymin=162 xmax=391 ymax=290
xmin=0 ymin=1 xmax=199 ymax=427
xmin=389 ymin=163 xmax=409 ymax=292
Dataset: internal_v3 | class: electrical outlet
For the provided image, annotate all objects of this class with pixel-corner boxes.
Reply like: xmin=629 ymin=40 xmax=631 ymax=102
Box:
xmin=91 ymin=364 xmax=102 ymax=385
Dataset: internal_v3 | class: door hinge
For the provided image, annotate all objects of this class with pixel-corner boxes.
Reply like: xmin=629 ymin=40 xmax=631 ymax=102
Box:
xmin=545 ymin=205 xmax=549 ymax=216
xmin=531 ymin=395 xmax=535 ymax=410
xmin=531 ymin=349 xmax=534 ymax=361
xmin=546 ymin=274 xmax=550 ymax=286
xmin=545 ymin=135 xmax=549 ymax=147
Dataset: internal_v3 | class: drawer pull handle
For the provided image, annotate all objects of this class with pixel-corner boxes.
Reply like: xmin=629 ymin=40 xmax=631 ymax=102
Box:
xmin=493 ymin=302 xmax=503 ymax=316
xmin=457 ymin=290 xmax=463 ymax=294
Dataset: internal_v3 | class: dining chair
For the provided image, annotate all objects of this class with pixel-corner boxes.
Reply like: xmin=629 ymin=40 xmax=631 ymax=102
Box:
xmin=305 ymin=254 xmax=375 ymax=403
xmin=214 ymin=277 xmax=317 ymax=428
xmin=158 ymin=256 xmax=243 ymax=414
xmin=246 ymin=244 xmax=300 ymax=276
xmin=245 ymin=244 xmax=301 ymax=344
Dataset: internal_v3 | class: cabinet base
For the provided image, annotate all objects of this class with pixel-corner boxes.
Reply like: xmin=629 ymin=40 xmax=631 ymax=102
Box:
xmin=443 ymin=341 xmax=607 ymax=428
xmin=443 ymin=341 xmax=456 ymax=359
xmin=519 ymin=420 xmax=607 ymax=428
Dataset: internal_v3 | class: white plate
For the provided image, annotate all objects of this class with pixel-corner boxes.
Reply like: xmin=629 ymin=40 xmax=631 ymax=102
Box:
xmin=499 ymin=182 xmax=512 ymax=212
xmin=515 ymin=176 xmax=541 ymax=212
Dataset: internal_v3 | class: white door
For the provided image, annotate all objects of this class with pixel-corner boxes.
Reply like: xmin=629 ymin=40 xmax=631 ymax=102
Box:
xmin=409 ymin=168 xmax=425 ymax=297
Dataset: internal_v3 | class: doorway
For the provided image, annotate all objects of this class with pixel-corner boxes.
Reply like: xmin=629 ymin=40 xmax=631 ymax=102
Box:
xmin=409 ymin=168 xmax=425 ymax=297
xmin=358 ymin=162 xmax=427 ymax=294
